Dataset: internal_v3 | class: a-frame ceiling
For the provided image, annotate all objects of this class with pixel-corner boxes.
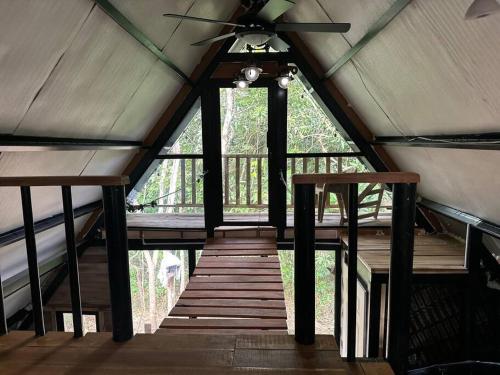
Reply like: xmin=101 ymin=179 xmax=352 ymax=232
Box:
xmin=1 ymin=0 xmax=500 ymax=316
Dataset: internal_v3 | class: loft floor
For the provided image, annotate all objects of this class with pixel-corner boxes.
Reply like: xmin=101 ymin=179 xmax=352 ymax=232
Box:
xmin=126 ymin=212 xmax=392 ymax=229
xmin=0 ymin=331 xmax=392 ymax=374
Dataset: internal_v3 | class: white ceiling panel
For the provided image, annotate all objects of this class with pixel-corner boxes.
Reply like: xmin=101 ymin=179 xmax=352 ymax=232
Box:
xmin=341 ymin=0 xmax=500 ymax=136
xmin=107 ymin=60 xmax=183 ymax=140
xmin=0 ymin=0 xmax=93 ymax=133
xmin=16 ymin=6 xmax=158 ymax=139
xmin=386 ymin=146 xmax=500 ymax=225
xmin=108 ymin=0 xmax=195 ymax=49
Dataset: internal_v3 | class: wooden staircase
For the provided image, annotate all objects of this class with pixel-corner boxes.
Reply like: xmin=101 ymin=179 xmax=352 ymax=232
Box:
xmin=157 ymin=236 xmax=288 ymax=335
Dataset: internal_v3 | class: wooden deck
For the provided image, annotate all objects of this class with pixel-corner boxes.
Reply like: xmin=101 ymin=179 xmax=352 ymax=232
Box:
xmin=157 ymin=237 xmax=288 ymax=335
xmin=0 ymin=331 xmax=393 ymax=374
xmin=126 ymin=212 xmax=392 ymax=229
xmin=343 ymin=233 xmax=467 ymax=275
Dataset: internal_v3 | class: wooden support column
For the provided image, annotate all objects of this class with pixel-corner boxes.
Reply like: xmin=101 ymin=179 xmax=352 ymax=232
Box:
xmin=20 ymin=186 xmax=45 ymax=336
xmin=188 ymin=249 xmax=196 ymax=278
xmin=346 ymin=183 xmax=358 ymax=361
xmin=61 ymin=186 xmax=83 ymax=338
xmin=294 ymin=183 xmax=315 ymax=344
xmin=387 ymin=183 xmax=417 ymax=375
xmin=334 ymin=244 xmax=342 ymax=346
xmin=102 ymin=185 xmax=133 ymax=342
xmin=201 ymin=85 xmax=223 ymax=237
xmin=268 ymin=84 xmax=288 ymax=239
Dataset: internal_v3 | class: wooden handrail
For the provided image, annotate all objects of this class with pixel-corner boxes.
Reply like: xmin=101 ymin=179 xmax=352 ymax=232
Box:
xmin=292 ymin=172 xmax=420 ymax=185
xmin=0 ymin=176 xmax=129 ymax=187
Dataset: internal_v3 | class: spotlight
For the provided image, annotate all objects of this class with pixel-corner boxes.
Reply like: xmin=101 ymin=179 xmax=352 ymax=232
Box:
xmin=276 ymin=74 xmax=293 ymax=89
xmin=233 ymin=74 xmax=250 ymax=89
xmin=243 ymin=65 xmax=262 ymax=82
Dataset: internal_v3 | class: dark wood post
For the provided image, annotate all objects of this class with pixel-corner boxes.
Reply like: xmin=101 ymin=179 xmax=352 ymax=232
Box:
xmin=0 ymin=272 xmax=7 ymax=335
xmin=347 ymin=183 xmax=358 ymax=361
xmin=462 ymin=224 xmax=482 ymax=359
xmin=387 ymin=183 xmax=417 ymax=374
xmin=61 ymin=186 xmax=83 ymax=338
xmin=20 ymin=186 xmax=45 ymax=336
xmin=334 ymin=244 xmax=342 ymax=346
xmin=102 ymin=185 xmax=133 ymax=342
xmin=294 ymin=183 xmax=315 ymax=344
xmin=188 ymin=248 xmax=196 ymax=278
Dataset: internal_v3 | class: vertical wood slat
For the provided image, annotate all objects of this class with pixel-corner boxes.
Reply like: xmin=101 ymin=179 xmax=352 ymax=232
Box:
xmin=325 ymin=157 xmax=331 ymax=208
xmin=314 ymin=157 xmax=319 ymax=173
xmin=20 ymin=186 xmax=45 ymax=336
xmin=302 ymin=157 xmax=308 ymax=173
xmin=257 ymin=157 xmax=262 ymax=205
xmin=191 ymin=160 xmax=196 ymax=205
xmin=235 ymin=156 xmax=240 ymax=205
xmin=338 ymin=157 xmax=343 ymax=173
xmin=246 ymin=157 xmax=251 ymax=205
xmin=61 ymin=186 xmax=83 ymax=338
xmin=0 ymin=272 xmax=7 ymax=336
xmin=180 ymin=159 xmax=186 ymax=205
xmin=326 ymin=157 xmax=331 ymax=173
xmin=224 ymin=156 xmax=229 ymax=205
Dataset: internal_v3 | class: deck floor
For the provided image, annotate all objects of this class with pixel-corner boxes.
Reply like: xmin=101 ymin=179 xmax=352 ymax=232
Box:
xmin=0 ymin=331 xmax=393 ymax=374
xmin=158 ymin=237 xmax=288 ymax=335
xmin=126 ymin=212 xmax=392 ymax=229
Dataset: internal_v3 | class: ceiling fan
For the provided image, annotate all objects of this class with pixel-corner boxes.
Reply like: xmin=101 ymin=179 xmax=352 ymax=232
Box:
xmin=163 ymin=0 xmax=351 ymax=50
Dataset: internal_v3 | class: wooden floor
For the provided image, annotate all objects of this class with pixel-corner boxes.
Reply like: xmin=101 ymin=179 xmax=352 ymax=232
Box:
xmin=0 ymin=331 xmax=393 ymax=374
xmin=157 ymin=237 xmax=288 ymax=335
xmin=343 ymin=233 xmax=467 ymax=274
xmin=126 ymin=212 xmax=392 ymax=229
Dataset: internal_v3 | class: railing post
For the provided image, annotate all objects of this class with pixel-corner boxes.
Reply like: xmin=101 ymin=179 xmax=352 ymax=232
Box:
xmin=20 ymin=186 xmax=45 ymax=336
xmin=334 ymin=244 xmax=342 ymax=346
xmin=0 ymin=272 xmax=7 ymax=335
xmin=102 ymin=185 xmax=133 ymax=342
xmin=346 ymin=183 xmax=358 ymax=361
xmin=61 ymin=186 xmax=83 ymax=338
xmin=188 ymin=249 xmax=196 ymax=278
xmin=387 ymin=183 xmax=417 ymax=374
xmin=294 ymin=183 xmax=315 ymax=344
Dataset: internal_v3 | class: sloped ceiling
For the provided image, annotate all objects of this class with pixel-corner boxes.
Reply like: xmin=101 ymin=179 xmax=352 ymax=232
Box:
xmin=1 ymin=0 xmax=499 ymax=315
xmin=287 ymin=0 xmax=500 ymax=224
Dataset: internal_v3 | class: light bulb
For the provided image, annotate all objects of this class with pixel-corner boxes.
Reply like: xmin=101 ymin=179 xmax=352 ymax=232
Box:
xmin=244 ymin=66 xmax=262 ymax=82
xmin=235 ymin=79 xmax=249 ymax=89
xmin=277 ymin=75 xmax=291 ymax=90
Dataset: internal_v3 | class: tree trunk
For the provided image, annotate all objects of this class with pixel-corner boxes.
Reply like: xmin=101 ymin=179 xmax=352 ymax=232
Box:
xmin=221 ymin=88 xmax=235 ymax=203
xmin=144 ymin=251 xmax=158 ymax=330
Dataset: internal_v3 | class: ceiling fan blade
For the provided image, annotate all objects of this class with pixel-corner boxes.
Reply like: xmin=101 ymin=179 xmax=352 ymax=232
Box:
xmin=275 ymin=22 xmax=351 ymax=33
xmin=257 ymin=0 xmax=295 ymax=23
xmin=163 ymin=14 xmax=243 ymax=27
xmin=191 ymin=32 xmax=236 ymax=46
xmin=268 ymin=35 xmax=289 ymax=51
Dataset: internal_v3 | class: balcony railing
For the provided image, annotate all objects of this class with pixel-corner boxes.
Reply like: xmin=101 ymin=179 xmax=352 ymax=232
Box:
xmin=154 ymin=153 xmax=391 ymax=217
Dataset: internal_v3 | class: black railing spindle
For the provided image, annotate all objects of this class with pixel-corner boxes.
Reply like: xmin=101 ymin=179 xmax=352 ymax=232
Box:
xmin=346 ymin=183 xmax=358 ymax=361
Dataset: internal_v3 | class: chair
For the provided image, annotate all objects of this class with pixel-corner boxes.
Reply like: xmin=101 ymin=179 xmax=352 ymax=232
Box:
xmin=316 ymin=168 xmax=384 ymax=225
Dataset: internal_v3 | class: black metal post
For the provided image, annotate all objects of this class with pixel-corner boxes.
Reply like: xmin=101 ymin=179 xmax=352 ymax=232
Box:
xmin=367 ymin=281 xmax=382 ymax=357
xmin=201 ymin=85 xmax=223 ymax=237
xmin=268 ymin=84 xmax=288 ymax=240
xmin=20 ymin=186 xmax=45 ymax=336
xmin=61 ymin=186 xmax=83 ymax=338
xmin=334 ymin=245 xmax=342 ymax=346
xmin=0 ymin=272 xmax=7 ymax=335
xmin=462 ymin=224 xmax=482 ymax=359
xmin=387 ymin=183 xmax=417 ymax=375
xmin=347 ymin=183 xmax=358 ymax=361
xmin=102 ymin=185 xmax=133 ymax=342
xmin=294 ymin=183 xmax=315 ymax=344
xmin=188 ymin=248 xmax=196 ymax=278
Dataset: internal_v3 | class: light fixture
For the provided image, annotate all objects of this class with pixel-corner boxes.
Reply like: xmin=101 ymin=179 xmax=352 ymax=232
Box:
xmin=236 ymin=30 xmax=274 ymax=47
xmin=233 ymin=74 xmax=250 ymax=89
xmin=243 ymin=64 xmax=262 ymax=82
xmin=276 ymin=72 xmax=294 ymax=90
xmin=465 ymin=0 xmax=500 ymax=19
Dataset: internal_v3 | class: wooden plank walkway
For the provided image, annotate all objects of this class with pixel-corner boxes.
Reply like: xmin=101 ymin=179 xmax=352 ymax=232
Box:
xmin=157 ymin=237 xmax=288 ymax=335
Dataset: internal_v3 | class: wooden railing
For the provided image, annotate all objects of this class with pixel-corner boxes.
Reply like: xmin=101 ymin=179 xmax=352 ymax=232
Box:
xmin=0 ymin=176 xmax=132 ymax=342
xmin=292 ymin=172 xmax=420 ymax=374
xmin=157 ymin=153 xmax=389 ymax=214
